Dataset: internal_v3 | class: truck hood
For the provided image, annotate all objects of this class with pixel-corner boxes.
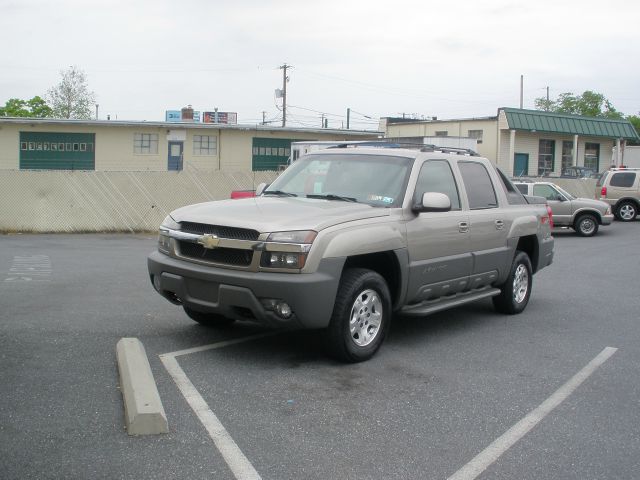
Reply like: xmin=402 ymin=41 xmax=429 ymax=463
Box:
xmin=170 ymin=197 xmax=391 ymax=232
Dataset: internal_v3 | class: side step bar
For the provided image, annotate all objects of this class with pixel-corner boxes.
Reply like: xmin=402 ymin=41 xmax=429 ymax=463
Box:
xmin=400 ymin=288 xmax=501 ymax=317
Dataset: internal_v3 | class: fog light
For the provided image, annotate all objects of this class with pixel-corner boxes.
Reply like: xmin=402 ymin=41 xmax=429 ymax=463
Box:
xmin=152 ymin=274 xmax=161 ymax=292
xmin=275 ymin=302 xmax=292 ymax=319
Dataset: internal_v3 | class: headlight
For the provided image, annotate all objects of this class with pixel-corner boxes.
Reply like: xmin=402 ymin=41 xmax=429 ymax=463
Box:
xmin=261 ymin=230 xmax=317 ymax=269
xmin=266 ymin=230 xmax=317 ymax=243
xmin=160 ymin=215 xmax=180 ymax=231
xmin=158 ymin=215 xmax=180 ymax=253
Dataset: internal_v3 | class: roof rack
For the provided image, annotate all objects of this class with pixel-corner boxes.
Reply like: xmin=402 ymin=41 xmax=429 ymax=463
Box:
xmin=327 ymin=141 xmax=479 ymax=156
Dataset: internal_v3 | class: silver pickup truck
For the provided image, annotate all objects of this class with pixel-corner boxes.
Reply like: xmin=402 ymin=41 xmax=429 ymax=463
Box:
xmin=148 ymin=145 xmax=554 ymax=362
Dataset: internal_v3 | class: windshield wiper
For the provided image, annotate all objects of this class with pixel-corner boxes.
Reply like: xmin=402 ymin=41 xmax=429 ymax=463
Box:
xmin=306 ymin=194 xmax=358 ymax=202
xmin=263 ymin=190 xmax=297 ymax=197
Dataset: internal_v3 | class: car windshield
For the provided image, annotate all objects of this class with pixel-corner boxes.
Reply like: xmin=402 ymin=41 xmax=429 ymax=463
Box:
xmin=264 ymin=153 xmax=414 ymax=207
xmin=554 ymin=184 xmax=576 ymax=200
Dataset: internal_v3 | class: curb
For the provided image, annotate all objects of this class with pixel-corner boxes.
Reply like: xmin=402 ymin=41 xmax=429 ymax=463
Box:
xmin=116 ymin=337 xmax=168 ymax=435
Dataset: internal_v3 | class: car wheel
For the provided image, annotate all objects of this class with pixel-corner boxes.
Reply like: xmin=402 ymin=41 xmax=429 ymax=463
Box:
xmin=617 ymin=201 xmax=638 ymax=222
xmin=493 ymin=251 xmax=532 ymax=315
xmin=574 ymin=214 xmax=599 ymax=237
xmin=183 ymin=306 xmax=236 ymax=327
xmin=326 ymin=268 xmax=391 ymax=363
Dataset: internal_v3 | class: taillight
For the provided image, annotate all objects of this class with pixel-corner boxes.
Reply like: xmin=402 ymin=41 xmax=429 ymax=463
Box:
xmin=545 ymin=205 xmax=554 ymax=229
xmin=600 ymin=186 xmax=607 ymax=198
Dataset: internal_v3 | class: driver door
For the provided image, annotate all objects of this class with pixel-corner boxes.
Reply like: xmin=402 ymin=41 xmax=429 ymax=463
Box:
xmin=533 ymin=184 xmax=572 ymax=224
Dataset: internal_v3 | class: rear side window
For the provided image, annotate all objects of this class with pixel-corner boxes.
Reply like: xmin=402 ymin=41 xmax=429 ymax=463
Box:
xmin=459 ymin=161 xmax=498 ymax=209
xmin=495 ymin=168 xmax=527 ymax=205
xmin=414 ymin=160 xmax=461 ymax=210
xmin=515 ymin=184 xmax=528 ymax=194
xmin=609 ymin=172 xmax=636 ymax=188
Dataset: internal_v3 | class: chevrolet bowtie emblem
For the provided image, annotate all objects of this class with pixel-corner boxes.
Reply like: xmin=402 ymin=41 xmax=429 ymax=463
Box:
xmin=197 ymin=234 xmax=220 ymax=249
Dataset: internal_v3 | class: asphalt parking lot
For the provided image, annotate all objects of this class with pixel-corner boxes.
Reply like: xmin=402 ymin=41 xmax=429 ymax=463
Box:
xmin=1 ymin=222 xmax=639 ymax=480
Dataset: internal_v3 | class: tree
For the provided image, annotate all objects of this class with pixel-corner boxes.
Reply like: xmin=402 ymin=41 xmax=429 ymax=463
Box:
xmin=0 ymin=96 xmax=52 ymax=118
xmin=47 ymin=66 xmax=96 ymax=119
xmin=534 ymin=90 xmax=623 ymax=119
xmin=626 ymin=115 xmax=640 ymax=145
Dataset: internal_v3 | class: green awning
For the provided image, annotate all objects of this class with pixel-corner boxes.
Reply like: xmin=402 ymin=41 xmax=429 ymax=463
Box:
xmin=501 ymin=108 xmax=639 ymax=140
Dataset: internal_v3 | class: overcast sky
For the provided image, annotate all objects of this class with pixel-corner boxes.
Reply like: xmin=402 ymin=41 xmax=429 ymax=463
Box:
xmin=1 ymin=0 xmax=638 ymax=130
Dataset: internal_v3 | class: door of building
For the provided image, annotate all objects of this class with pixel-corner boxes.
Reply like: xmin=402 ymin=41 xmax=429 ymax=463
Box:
xmin=168 ymin=141 xmax=183 ymax=171
xmin=513 ymin=153 xmax=529 ymax=177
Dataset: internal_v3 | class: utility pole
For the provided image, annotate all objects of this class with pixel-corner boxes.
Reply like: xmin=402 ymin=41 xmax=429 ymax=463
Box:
xmin=279 ymin=63 xmax=290 ymax=127
xmin=262 ymin=111 xmax=266 ymax=125
xmin=519 ymin=75 xmax=524 ymax=109
xmin=346 ymin=108 xmax=350 ymax=129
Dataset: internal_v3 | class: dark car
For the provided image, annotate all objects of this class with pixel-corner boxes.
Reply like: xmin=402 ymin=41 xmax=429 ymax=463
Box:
xmin=561 ymin=166 xmax=598 ymax=178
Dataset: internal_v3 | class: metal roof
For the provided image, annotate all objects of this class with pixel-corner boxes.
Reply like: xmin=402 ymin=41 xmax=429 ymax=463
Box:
xmin=501 ymin=107 xmax=639 ymax=140
xmin=0 ymin=117 xmax=380 ymax=136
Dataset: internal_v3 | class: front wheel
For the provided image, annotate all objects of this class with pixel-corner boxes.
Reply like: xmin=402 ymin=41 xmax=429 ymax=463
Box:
xmin=183 ymin=306 xmax=236 ymax=327
xmin=493 ymin=251 xmax=532 ymax=314
xmin=326 ymin=268 xmax=391 ymax=363
xmin=574 ymin=214 xmax=599 ymax=237
xmin=617 ymin=201 xmax=638 ymax=222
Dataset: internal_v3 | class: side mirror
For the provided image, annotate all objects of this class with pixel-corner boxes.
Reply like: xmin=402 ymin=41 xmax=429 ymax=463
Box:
xmin=556 ymin=194 xmax=566 ymax=202
xmin=255 ymin=182 xmax=268 ymax=196
xmin=413 ymin=192 xmax=451 ymax=213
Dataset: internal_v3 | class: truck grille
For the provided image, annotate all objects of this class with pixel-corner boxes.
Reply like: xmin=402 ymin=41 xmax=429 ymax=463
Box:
xmin=178 ymin=242 xmax=253 ymax=267
xmin=180 ymin=222 xmax=259 ymax=241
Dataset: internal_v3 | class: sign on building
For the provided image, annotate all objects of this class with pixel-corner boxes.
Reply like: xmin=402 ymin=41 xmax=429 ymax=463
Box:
xmin=203 ymin=112 xmax=238 ymax=124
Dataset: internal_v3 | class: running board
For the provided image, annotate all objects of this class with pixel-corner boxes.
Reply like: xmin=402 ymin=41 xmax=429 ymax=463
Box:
xmin=400 ymin=288 xmax=501 ymax=317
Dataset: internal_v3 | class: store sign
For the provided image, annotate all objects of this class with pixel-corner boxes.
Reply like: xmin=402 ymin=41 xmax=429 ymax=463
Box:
xmin=203 ymin=111 xmax=238 ymax=124
xmin=165 ymin=110 xmax=202 ymax=122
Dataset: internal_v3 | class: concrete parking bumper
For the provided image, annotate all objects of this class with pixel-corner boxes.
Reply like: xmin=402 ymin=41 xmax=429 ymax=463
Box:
xmin=116 ymin=337 xmax=168 ymax=435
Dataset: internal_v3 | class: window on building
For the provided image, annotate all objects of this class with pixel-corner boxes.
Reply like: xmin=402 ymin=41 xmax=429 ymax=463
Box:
xmin=584 ymin=143 xmax=600 ymax=171
xmin=435 ymin=131 xmax=448 ymax=137
xmin=134 ymin=133 xmax=158 ymax=154
xmin=193 ymin=135 xmax=217 ymax=155
xmin=561 ymin=141 xmax=573 ymax=173
xmin=20 ymin=142 xmax=27 ymax=150
xmin=467 ymin=129 xmax=483 ymax=144
xmin=538 ymin=139 xmax=555 ymax=176
xmin=458 ymin=161 xmax=498 ymax=209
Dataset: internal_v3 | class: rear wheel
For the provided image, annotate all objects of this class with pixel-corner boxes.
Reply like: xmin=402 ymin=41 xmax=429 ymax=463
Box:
xmin=617 ymin=201 xmax=637 ymax=222
xmin=183 ymin=306 xmax=235 ymax=327
xmin=326 ymin=268 xmax=391 ymax=363
xmin=493 ymin=251 xmax=532 ymax=314
xmin=574 ymin=214 xmax=599 ymax=237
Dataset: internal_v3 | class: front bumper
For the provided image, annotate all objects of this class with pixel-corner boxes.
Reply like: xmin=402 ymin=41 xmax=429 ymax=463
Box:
xmin=148 ymin=250 xmax=344 ymax=329
xmin=601 ymin=213 xmax=614 ymax=226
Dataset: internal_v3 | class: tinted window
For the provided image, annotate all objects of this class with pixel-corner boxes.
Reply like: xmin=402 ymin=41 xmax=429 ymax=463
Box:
xmin=515 ymin=184 xmax=528 ymax=194
xmin=496 ymin=168 xmax=527 ymax=205
xmin=414 ymin=160 xmax=460 ymax=210
xmin=459 ymin=162 xmax=498 ymax=209
xmin=609 ymin=172 xmax=636 ymax=188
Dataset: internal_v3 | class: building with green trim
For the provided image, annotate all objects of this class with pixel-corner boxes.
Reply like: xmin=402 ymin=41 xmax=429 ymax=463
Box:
xmin=0 ymin=118 xmax=379 ymax=172
xmin=383 ymin=108 xmax=639 ymax=176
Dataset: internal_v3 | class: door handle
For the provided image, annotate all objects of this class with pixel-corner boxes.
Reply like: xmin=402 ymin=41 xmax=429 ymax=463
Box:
xmin=458 ymin=222 xmax=469 ymax=233
xmin=495 ymin=220 xmax=504 ymax=230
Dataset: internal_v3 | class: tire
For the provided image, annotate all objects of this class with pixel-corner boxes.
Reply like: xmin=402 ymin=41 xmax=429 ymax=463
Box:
xmin=183 ymin=306 xmax=236 ymax=327
xmin=616 ymin=201 xmax=638 ymax=222
xmin=326 ymin=268 xmax=391 ymax=363
xmin=493 ymin=251 xmax=532 ymax=315
xmin=574 ymin=214 xmax=599 ymax=237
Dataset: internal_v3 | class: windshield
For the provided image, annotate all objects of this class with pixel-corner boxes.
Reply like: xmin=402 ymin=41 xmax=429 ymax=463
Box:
xmin=264 ymin=153 xmax=414 ymax=207
xmin=554 ymin=184 xmax=576 ymax=200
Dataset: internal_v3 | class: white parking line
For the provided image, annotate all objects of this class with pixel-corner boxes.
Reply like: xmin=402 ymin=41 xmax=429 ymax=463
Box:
xmin=160 ymin=333 xmax=276 ymax=480
xmin=447 ymin=346 xmax=618 ymax=480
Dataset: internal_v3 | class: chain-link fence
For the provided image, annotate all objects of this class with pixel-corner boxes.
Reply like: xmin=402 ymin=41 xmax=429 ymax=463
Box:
xmin=0 ymin=167 xmax=278 ymax=233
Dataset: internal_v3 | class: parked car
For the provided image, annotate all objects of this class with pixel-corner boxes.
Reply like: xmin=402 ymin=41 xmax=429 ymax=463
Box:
xmin=514 ymin=180 xmax=613 ymax=236
xmin=561 ymin=166 xmax=598 ymax=179
xmin=595 ymin=168 xmax=640 ymax=221
xmin=149 ymin=145 xmax=554 ymax=362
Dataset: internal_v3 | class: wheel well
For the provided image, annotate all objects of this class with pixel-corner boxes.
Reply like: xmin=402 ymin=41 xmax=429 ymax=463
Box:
xmin=574 ymin=210 xmax=601 ymax=224
xmin=615 ymin=198 xmax=640 ymax=211
xmin=515 ymin=235 xmax=539 ymax=273
xmin=343 ymin=252 xmax=401 ymax=307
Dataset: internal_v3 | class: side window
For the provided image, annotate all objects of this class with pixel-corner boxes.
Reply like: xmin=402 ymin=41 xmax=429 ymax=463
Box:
xmin=609 ymin=172 xmax=636 ymax=188
xmin=515 ymin=184 xmax=528 ymax=194
xmin=533 ymin=184 xmax=559 ymax=201
xmin=496 ymin=168 xmax=527 ymax=205
xmin=413 ymin=160 xmax=461 ymax=210
xmin=458 ymin=161 xmax=498 ymax=209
